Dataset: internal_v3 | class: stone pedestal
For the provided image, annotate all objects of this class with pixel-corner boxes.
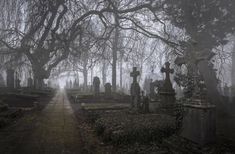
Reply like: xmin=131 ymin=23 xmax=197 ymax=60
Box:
xmin=159 ymin=89 xmax=176 ymax=115
xmin=181 ymin=102 xmax=216 ymax=146
xmin=149 ymin=100 xmax=160 ymax=112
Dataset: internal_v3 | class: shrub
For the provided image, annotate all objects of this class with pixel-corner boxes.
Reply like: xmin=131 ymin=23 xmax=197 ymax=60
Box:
xmin=94 ymin=112 xmax=176 ymax=145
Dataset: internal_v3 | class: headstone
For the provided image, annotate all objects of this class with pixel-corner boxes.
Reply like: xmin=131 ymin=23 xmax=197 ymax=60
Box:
xmin=143 ymin=77 xmax=151 ymax=95
xmin=104 ymin=83 xmax=112 ymax=96
xmin=69 ymin=80 xmax=72 ymax=89
xmin=73 ymin=79 xmax=79 ymax=89
xmin=141 ymin=91 xmax=149 ymax=113
xmin=159 ymin=62 xmax=176 ymax=114
xmin=150 ymin=79 xmax=164 ymax=100
xmin=6 ymin=69 xmax=14 ymax=88
xmin=130 ymin=67 xmax=141 ymax=110
xmin=149 ymin=79 xmax=164 ymax=112
xmin=181 ymin=74 xmax=216 ymax=146
xmin=0 ymin=74 xmax=5 ymax=87
xmin=93 ymin=76 xmax=100 ymax=96
xmin=15 ymin=78 xmax=21 ymax=88
xmin=27 ymin=78 xmax=33 ymax=88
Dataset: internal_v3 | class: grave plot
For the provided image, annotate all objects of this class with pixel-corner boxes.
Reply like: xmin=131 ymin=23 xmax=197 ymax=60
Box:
xmin=0 ymin=100 xmax=23 ymax=129
xmin=0 ymin=88 xmax=55 ymax=129
xmin=68 ymin=65 xmax=235 ymax=154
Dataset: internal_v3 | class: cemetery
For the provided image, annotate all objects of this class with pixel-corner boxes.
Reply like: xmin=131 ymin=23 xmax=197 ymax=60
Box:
xmin=0 ymin=0 xmax=235 ymax=154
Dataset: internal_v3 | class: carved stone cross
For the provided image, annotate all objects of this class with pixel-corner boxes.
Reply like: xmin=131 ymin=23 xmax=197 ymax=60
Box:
xmin=130 ymin=67 xmax=140 ymax=83
xmin=161 ymin=62 xmax=174 ymax=90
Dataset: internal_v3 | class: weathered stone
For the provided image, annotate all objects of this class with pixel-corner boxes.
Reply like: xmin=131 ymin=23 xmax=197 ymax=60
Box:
xmin=93 ymin=76 xmax=100 ymax=96
xmin=0 ymin=74 xmax=5 ymax=87
xmin=27 ymin=78 xmax=33 ymax=88
xmin=150 ymin=79 xmax=164 ymax=101
xmin=159 ymin=62 xmax=176 ymax=115
xmin=181 ymin=103 xmax=216 ymax=146
xmin=104 ymin=83 xmax=112 ymax=96
xmin=130 ymin=67 xmax=141 ymax=110
xmin=15 ymin=78 xmax=21 ymax=89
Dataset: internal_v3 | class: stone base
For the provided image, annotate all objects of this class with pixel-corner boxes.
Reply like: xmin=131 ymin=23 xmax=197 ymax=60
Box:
xmin=181 ymin=103 xmax=216 ymax=146
xmin=159 ymin=103 xmax=179 ymax=116
xmin=149 ymin=101 xmax=160 ymax=112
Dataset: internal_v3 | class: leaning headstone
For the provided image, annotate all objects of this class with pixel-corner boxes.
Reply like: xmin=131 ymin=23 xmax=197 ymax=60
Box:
xmin=104 ymin=83 xmax=112 ymax=97
xmin=93 ymin=76 xmax=100 ymax=96
xmin=6 ymin=69 xmax=14 ymax=88
xmin=130 ymin=67 xmax=141 ymax=111
xmin=181 ymin=75 xmax=216 ymax=146
xmin=159 ymin=62 xmax=176 ymax=115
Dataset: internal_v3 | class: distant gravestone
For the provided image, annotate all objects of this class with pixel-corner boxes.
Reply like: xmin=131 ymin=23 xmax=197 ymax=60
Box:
xmin=130 ymin=67 xmax=141 ymax=110
xmin=28 ymin=78 xmax=33 ymax=88
xmin=104 ymin=83 xmax=112 ymax=96
xmin=15 ymin=78 xmax=21 ymax=88
xmin=73 ymin=79 xmax=79 ymax=89
xmin=0 ymin=74 xmax=5 ymax=87
xmin=93 ymin=76 xmax=100 ymax=96
xmin=6 ymin=69 xmax=14 ymax=88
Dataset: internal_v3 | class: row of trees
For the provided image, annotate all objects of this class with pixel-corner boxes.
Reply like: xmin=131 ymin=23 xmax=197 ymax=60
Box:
xmin=0 ymin=0 xmax=235 ymax=104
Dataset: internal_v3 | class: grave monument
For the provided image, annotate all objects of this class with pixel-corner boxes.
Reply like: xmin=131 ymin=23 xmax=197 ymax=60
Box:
xmin=104 ymin=83 xmax=112 ymax=97
xmin=130 ymin=67 xmax=141 ymax=111
xmin=93 ymin=76 xmax=100 ymax=96
xmin=159 ymin=62 xmax=176 ymax=114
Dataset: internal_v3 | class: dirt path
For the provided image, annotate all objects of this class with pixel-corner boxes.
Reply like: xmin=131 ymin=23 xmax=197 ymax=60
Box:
xmin=0 ymin=90 xmax=84 ymax=154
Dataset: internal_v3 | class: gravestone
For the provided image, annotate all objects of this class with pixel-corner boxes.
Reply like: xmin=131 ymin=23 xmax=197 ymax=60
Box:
xmin=27 ymin=78 xmax=33 ymax=88
xmin=69 ymin=80 xmax=72 ymax=89
xmin=159 ymin=62 xmax=176 ymax=115
xmin=150 ymin=79 xmax=164 ymax=100
xmin=93 ymin=76 xmax=100 ymax=96
xmin=149 ymin=79 xmax=164 ymax=112
xmin=6 ymin=69 xmax=14 ymax=88
xmin=73 ymin=79 xmax=79 ymax=89
xmin=181 ymin=74 xmax=216 ymax=146
xmin=104 ymin=83 xmax=112 ymax=96
xmin=130 ymin=67 xmax=141 ymax=111
xmin=15 ymin=78 xmax=21 ymax=89
xmin=141 ymin=91 xmax=149 ymax=113
xmin=0 ymin=74 xmax=5 ymax=87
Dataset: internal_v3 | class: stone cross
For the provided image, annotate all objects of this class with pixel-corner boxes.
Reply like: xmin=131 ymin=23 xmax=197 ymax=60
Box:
xmin=161 ymin=62 xmax=174 ymax=90
xmin=130 ymin=67 xmax=140 ymax=83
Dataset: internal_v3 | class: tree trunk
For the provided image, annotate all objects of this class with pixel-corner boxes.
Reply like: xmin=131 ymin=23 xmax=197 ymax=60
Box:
xmin=119 ymin=58 xmax=123 ymax=89
xmin=32 ymin=65 xmax=50 ymax=89
xmin=34 ymin=76 xmax=44 ymax=89
xmin=102 ymin=61 xmax=107 ymax=85
xmin=231 ymin=39 xmax=235 ymax=97
xmin=83 ymin=69 xmax=88 ymax=91
xmin=112 ymin=16 xmax=119 ymax=92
